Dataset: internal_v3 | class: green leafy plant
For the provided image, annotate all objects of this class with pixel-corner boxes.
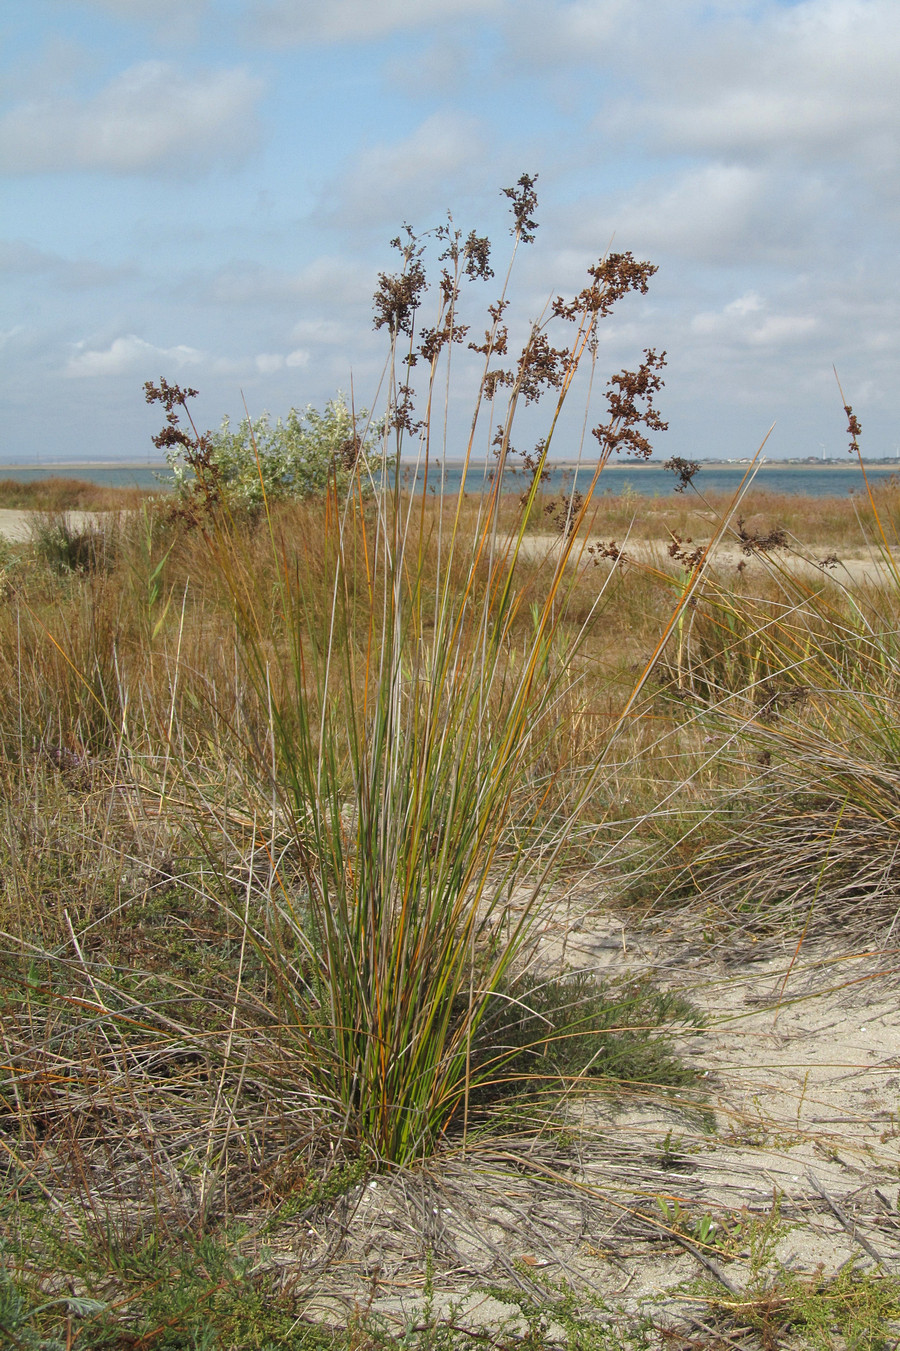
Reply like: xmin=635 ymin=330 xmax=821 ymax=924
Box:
xmin=128 ymin=501 xmax=176 ymax=641
xmin=468 ymin=972 xmax=704 ymax=1115
xmin=0 ymin=1252 xmax=106 ymax=1351
xmin=160 ymin=390 xmax=383 ymax=510
xmin=656 ymin=1195 xmax=724 ymax=1252
xmin=697 ymin=1252 xmax=900 ymax=1350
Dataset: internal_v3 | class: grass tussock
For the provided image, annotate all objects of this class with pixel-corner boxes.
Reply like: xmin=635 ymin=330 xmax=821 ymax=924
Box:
xmin=2 ymin=177 xmax=699 ymax=1202
xmin=631 ymin=439 xmax=900 ymax=934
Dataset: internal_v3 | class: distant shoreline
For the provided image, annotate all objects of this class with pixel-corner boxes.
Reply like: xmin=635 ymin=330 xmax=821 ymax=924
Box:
xmin=429 ymin=459 xmax=900 ymax=470
xmin=0 ymin=461 xmax=168 ymax=471
xmin=1 ymin=457 xmax=898 ymax=471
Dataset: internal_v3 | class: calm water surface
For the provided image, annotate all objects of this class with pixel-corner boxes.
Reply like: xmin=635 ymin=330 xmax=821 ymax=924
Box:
xmin=1 ymin=461 xmax=898 ymax=499
xmin=401 ymin=461 xmax=900 ymax=498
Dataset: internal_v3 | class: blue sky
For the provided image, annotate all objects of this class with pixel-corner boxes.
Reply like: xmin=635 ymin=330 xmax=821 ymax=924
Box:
xmin=2 ymin=0 xmax=898 ymax=462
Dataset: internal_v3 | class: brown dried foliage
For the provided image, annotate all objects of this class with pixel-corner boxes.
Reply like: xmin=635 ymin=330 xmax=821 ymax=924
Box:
xmin=593 ymin=348 xmax=669 ymax=460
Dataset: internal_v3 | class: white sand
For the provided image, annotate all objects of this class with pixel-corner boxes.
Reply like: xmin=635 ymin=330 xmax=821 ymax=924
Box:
xmin=0 ymin=508 xmax=101 ymax=542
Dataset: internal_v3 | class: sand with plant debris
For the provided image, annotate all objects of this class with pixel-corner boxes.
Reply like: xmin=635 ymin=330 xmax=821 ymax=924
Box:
xmin=513 ymin=531 xmax=900 ymax=588
xmin=265 ymin=900 xmax=900 ymax=1344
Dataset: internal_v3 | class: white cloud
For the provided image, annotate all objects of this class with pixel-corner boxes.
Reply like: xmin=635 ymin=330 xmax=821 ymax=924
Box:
xmin=615 ymin=164 xmax=799 ymax=263
xmin=44 ymin=1 xmax=212 ymax=45
xmin=65 ymin=335 xmax=205 ymax=378
xmin=324 ymin=111 xmax=486 ymax=224
xmin=64 ymin=334 xmax=313 ymax=382
xmin=691 ymin=294 xmax=817 ymax=347
xmin=620 ymin=0 xmax=900 ymax=173
xmin=7 ymin=0 xmax=900 ymax=463
xmin=290 ymin=318 xmax=356 ymax=345
xmin=0 ymin=239 xmax=134 ymax=287
xmin=254 ymin=353 xmax=283 ymax=374
xmin=0 ymin=240 xmax=61 ymax=273
xmin=254 ymin=349 xmax=309 ymax=373
xmin=506 ymin=0 xmax=637 ymax=63
xmin=249 ymin=0 xmax=505 ymax=44
xmin=380 ymin=35 xmax=482 ymax=98
xmin=748 ymin=314 xmax=817 ymax=345
xmin=507 ymin=2 xmax=900 ymax=186
xmin=558 ymin=162 xmax=824 ymax=268
xmin=196 ymin=256 xmax=372 ymax=308
xmin=726 ymin=292 xmax=764 ymax=318
xmin=0 ymin=62 xmax=263 ymax=175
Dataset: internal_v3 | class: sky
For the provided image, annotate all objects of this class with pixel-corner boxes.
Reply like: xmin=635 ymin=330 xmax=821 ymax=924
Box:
xmin=2 ymin=0 xmax=899 ymax=463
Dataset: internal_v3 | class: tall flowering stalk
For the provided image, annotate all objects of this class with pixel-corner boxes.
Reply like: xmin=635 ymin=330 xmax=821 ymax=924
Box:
xmin=147 ymin=177 xmax=676 ymax=1163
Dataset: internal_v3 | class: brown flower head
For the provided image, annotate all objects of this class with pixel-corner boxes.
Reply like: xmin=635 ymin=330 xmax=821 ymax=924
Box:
xmin=593 ymin=349 xmax=668 ymax=460
xmin=502 ymin=173 xmax=539 ymax=244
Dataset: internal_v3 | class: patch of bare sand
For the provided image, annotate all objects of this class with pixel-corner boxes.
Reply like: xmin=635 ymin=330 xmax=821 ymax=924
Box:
xmin=265 ymin=899 xmax=900 ymax=1344
xmin=515 ymin=531 xmax=900 ymax=588
xmin=0 ymin=508 xmax=102 ymax=541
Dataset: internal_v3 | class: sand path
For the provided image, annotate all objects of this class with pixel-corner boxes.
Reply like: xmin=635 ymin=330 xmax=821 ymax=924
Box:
xmin=0 ymin=508 xmax=101 ymax=542
xmin=260 ymin=894 xmax=900 ymax=1343
xmin=3 ymin=510 xmax=898 ymax=588
xmin=514 ymin=532 xmax=900 ymax=587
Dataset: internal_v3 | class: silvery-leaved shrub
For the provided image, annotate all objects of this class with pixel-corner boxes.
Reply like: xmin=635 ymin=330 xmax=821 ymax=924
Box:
xmin=163 ymin=392 xmax=383 ymax=509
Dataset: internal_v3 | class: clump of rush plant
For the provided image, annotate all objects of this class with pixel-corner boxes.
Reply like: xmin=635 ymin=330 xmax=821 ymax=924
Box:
xmin=644 ymin=393 xmax=900 ymax=935
xmin=139 ymin=175 xmax=692 ymax=1168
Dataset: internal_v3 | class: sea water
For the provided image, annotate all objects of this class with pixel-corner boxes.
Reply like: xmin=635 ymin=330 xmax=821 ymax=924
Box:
xmin=1 ymin=460 xmax=897 ymax=499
